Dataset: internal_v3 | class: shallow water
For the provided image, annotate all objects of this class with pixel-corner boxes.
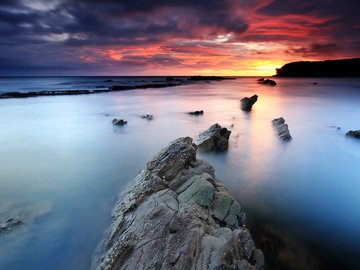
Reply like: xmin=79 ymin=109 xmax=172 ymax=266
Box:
xmin=0 ymin=77 xmax=359 ymax=269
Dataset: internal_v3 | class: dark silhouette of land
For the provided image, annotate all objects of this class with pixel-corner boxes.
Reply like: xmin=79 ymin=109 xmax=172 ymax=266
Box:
xmin=275 ymin=58 xmax=360 ymax=77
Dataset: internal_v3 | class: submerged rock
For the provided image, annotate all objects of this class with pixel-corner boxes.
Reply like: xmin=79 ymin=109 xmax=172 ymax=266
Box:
xmin=241 ymin=95 xmax=258 ymax=111
xmin=0 ymin=218 xmax=22 ymax=234
xmin=196 ymin=123 xmax=231 ymax=151
xmin=92 ymin=137 xmax=262 ymax=270
xmin=0 ymin=201 xmax=52 ymax=235
xmin=140 ymin=114 xmax=153 ymax=120
xmin=112 ymin=118 xmax=127 ymax=126
xmin=346 ymin=130 xmax=360 ymax=139
xmin=272 ymin=117 xmax=292 ymax=141
xmin=188 ymin=110 xmax=204 ymax=115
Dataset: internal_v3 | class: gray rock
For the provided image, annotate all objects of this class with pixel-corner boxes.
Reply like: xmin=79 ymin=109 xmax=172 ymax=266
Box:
xmin=241 ymin=95 xmax=258 ymax=111
xmin=92 ymin=137 xmax=263 ymax=270
xmin=272 ymin=117 xmax=292 ymax=141
xmin=112 ymin=118 xmax=127 ymax=126
xmin=196 ymin=123 xmax=231 ymax=151
xmin=346 ymin=130 xmax=360 ymax=139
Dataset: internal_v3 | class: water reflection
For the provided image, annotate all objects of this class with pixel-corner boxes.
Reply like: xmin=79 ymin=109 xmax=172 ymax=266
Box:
xmin=0 ymin=77 xmax=360 ymax=269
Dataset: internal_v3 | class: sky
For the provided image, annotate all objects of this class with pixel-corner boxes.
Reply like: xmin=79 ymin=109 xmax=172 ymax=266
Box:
xmin=0 ymin=0 xmax=359 ymax=76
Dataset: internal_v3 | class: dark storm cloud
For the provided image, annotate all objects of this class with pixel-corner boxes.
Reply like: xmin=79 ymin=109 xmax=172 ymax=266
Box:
xmin=0 ymin=0 xmax=359 ymax=75
xmin=256 ymin=0 xmax=360 ymax=41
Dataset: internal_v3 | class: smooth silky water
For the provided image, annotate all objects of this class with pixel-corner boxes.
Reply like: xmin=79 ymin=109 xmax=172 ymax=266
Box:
xmin=0 ymin=77 xmax=359 ymax=269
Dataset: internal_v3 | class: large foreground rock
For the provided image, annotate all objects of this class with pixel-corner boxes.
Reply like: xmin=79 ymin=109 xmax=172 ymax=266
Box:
xmin=92 ymin=137 xmax=263 ymax=270
xmin=272 ymin=117 xmax=292 ymax=141
xmin=241 ymin=95 xmax=258 ymax=111
xmin=196 ymin=123 xmax=231 ymax=151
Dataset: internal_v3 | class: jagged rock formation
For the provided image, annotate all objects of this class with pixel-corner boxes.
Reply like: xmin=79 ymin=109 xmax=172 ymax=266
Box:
xmin=275 ymin=58 xmax=360 ymax=77
xmin=241 ymin=95 xmax=258 ymax=111
xmin=346 ymin=130 xmax=360 ymax=139
xmin=112 ymin=118 xmax=127 ymax=126
xmin=196 ymin=124 xmax=231 ymax=151
xmin=92 ymin=137 xmax=263 ymax=270
xmin=272 ymin=117 xmax=292 ymax=141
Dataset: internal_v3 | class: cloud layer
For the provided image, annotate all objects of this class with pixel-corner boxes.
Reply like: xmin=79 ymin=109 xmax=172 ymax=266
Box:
xmin=0 ymin=0 xmax=359 ymax=75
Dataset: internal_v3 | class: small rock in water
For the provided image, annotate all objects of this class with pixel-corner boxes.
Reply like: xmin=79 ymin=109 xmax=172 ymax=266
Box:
xmin=272 ymin=117 xmax=292 ymax=141
xmin=346 ymin=130 xmax=360 ymax=139
xmin=0 ymin=217 xmax=23 ymax=234
xmin=112 ymin=118 xmax=127 ymax=126
xmin=188 ymin=110 xmax=204 ymax=115
xmin=140 ymin=114 xmax=153 ymax=120
xmin=240 ymin=95 xmax=258 ymax=111
xmin=328 ymin=125 xmax=341 ymax=130
xmin=196 ymin=123 xmax=231 ymax=151
xmin=258 ymin=78 xmax=277 ymax=86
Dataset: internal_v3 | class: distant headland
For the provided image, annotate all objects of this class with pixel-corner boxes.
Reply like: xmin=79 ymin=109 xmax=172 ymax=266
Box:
xmin=275 ymin=58 xmax=360 ymax=77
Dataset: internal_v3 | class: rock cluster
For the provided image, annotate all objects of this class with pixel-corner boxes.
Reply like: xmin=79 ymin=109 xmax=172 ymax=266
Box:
xmin=93 ymin=137 xmax=263 ymax=270
xmin=272 ymin=117 xmax=292 ymax=141
xmin=196 ymin=123 xmax=231 ymax=151
xmin=112 ymin=118 xmax=127 ymax=126
xmin=241 ymin=95 xmax=258 ymax=111
xmin=140 ymin=114 xmax=153 ymax=120
xmin=346 ymin=130 xmax=360 ymax=139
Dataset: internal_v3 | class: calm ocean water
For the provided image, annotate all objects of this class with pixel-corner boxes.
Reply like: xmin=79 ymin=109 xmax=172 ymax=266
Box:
xmin=0 ymin=77 xmax=359 ymax=270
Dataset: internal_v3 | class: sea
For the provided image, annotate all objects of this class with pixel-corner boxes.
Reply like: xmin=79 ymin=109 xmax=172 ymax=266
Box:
xmin=0 ymin=76 xmax=359 ymax=270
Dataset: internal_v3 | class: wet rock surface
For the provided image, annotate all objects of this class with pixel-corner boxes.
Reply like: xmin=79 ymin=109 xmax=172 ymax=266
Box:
xmin=272 ymin=117 xmax=292 ymax=141
xmin=92 ymin=137 xmax=263 ymax=270
xmin=196 ymin=123 xmax=231 ymax=151
xmin=241 ymin=95 xmax=258 ymax=111
xmin=346 ymin=130 xmax=360 ymax=139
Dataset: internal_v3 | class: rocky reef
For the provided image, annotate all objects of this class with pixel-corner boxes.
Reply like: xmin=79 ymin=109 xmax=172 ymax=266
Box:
xmin=196 ymin=123 xmax=231 ymax=151
xmin=272 ymin=117 xmax=292 ymax=141
xmin=92 ymin=137 xmax=263 ymax=270
xmin=241 ymin=95 xmax=258 ymax=111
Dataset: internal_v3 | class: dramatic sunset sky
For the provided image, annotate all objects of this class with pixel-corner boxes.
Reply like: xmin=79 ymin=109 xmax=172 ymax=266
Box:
xmin=0 ymin=0 xmax=359 ymax=76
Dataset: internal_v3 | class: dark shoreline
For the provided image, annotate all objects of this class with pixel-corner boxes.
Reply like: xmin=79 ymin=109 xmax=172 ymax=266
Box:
xmin=0 ymin=76 xmax=234 ymax=99
xmin=275 ymin=58 xmax=360 ymax=77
